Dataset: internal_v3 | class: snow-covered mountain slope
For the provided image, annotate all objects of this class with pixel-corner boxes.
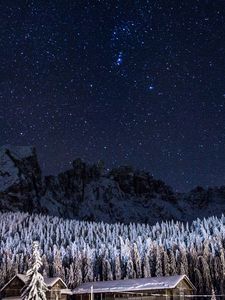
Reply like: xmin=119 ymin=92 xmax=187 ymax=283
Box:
xmin=1 ymin=145 xmax=225 ymax=224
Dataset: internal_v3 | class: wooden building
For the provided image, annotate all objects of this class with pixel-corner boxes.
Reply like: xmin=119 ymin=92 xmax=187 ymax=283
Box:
xmin=0 ymin=274 xmax=71 ymax=300
xmin=73 ymin=275 xmax=196 ymax=300
xmin=1 ymin=274 xmax=195 ymax=300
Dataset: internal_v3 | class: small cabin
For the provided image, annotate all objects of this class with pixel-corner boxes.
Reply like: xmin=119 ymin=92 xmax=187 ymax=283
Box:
xmin=0 ymin=274 xmax=71 ymax=300
xmin=73 ymin=275 xmax=196 ymax=300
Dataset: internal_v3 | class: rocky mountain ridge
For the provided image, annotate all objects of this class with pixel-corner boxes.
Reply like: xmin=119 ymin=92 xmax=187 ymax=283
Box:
xmin=0 ymin=145 xmax=225 ymax=224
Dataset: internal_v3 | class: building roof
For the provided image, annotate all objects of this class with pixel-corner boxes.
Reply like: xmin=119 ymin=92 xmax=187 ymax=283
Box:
xmin=0 ymin=274 xmax=67 ymax=292
xmin=61 ymin=289 xmax=73 ymax=295
xmin=44 ymin=277 xmax=67 ymax=288
xmin=16 ymin=274 xmax=28 ymax=284
xmin=72 ymin=275 xmax=195 ymax=294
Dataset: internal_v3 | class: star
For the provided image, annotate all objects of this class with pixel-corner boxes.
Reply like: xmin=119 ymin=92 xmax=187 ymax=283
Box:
xmin=116 ymin=52 xmax=123 ymax=66
xmin=0 ymin=1 xmax=224 ymax=192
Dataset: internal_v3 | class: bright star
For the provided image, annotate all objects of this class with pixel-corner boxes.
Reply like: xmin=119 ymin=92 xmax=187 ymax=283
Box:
xmin=116 ymin=52 xmax=123 ymax=66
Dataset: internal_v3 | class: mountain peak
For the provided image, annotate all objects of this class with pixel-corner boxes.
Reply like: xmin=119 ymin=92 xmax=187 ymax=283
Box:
xmin=0 ymin=144 xmax=35 ymax=159
xmin=0 ymin=145 xmax=225 ymax=224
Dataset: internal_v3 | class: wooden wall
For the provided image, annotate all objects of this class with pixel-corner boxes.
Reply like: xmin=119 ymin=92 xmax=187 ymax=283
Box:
xmin=1 ymin=277 xmax=24 ymax=298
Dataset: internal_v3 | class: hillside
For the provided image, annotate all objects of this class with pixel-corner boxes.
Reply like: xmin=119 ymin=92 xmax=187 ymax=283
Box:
xmin=1 ymin=145 xmax=225 ymax=224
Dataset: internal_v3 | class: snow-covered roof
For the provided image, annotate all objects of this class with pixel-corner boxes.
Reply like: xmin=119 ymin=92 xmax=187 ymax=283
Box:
xmin=61 ymin=289 xmax=73 ymax=295
xmin=73 ymin=275 xmax=195 ymax=294
xmin=0 ymin=274 xmax=67 ymax=292
xmin=44 ymin=277 xmax=67 ymax=288
xmin=16 ymin=274 xmax=28 ymax=284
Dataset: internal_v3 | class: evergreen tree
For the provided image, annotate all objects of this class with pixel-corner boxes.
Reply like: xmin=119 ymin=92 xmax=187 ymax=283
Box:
xmin=211 ymin=287 xmax=216 ymax=300
xmin=180 ymin=247 xmax=188 ymax=276
xmin=53 ymin=247 xmax=63 ymax=277
xmin=114 ymin=255 xmax=122 ymax=280
xmin=73 ymin=255 xmax=82 ymax=287
xmin=126 ymin=259 xmax=135 ymax=279
xmin=133 ymin=243 xmax=142 ymax=278
xmin=155 ymin=246 xmax=163 ymax=277
xmin=162 ymin=251 xmax=169 ymax=276
xmin=194 ymin=268 xmax=203 ymax=294
xmin=169 ymin=250 xmax=177 ymax=276
xmin=143 ymin=252 xmax=151 ymax=277
xmin=21 ymin=241 xmax=48 ymax=300
xmin=66 ymin=264 xmax=75 ymax=289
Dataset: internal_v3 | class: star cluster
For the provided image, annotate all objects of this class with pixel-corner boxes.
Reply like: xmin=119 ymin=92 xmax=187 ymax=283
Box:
xmin=1 ymin=0 xmax=225 ymax=191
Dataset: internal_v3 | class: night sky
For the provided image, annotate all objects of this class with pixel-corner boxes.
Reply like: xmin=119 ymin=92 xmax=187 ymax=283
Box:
xmin=1 ymin=1 xmax=225 ymax=192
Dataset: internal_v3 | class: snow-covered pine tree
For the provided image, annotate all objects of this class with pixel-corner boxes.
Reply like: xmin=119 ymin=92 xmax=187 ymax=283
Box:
xmin=143 ymin=252 xmax=151 ymax=278
xmin=194 ymin=268 xmax=203 ymax=294
xmin=211 ymin=287 xmax=216 ymax=300
xmin=155 ymin=246 xmax=163 ymax=277
xmin=162 ymin=251 xmax=169 ymax=276
xmin=71 ymin=253 xmax=82 ymax=288
xmin=53 ymin=247 xmax=63 ymax=277
xmin=105 ymin=259 xmax=113 ymax=281
xmin=114 ymin=255 xmax=122 ymax=280
xmin=21 ymin=241 xmax=48 ymax=300
xmin=66 ymin=264 xmax=75 ymax=289
xmin=180 ymin=247 xmax=188 ymax=276
xmin=169 ymin=250 xmax=177 ymax=276
xmin=132 ymin=243 xmax=142 ymax=278
xmin=126 ymin=258 xmax=135 ymax=279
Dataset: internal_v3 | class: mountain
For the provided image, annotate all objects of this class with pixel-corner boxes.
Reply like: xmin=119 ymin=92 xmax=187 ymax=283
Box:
xmin=1 ymin=144 xmax=225 ymax=224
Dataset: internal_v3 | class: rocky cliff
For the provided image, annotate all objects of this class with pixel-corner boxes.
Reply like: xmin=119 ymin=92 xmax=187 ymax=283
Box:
xmin=0 ymin=145 xmax=225 ymax=224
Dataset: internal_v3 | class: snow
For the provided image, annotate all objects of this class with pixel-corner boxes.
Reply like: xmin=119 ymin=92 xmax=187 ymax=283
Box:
xmin=73 ymin=275 xmax=190 ymax=294
xmin=61 ymin=289 xmax=73 ymax=295
xmin=44 ymin=277 xmax=67 ymax=288
xmin=22 ymin=242 xmax=48 ymax=300
xmin=17 ymin=275 xmax=28 ymax=284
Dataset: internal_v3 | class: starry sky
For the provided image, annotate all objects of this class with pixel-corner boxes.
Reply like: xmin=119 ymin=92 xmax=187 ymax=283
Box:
xmin=1 ymin=1 xmax=225 ymax=192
